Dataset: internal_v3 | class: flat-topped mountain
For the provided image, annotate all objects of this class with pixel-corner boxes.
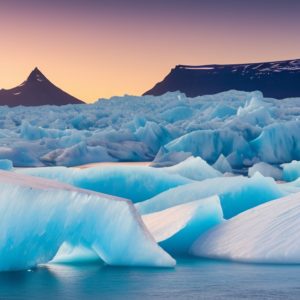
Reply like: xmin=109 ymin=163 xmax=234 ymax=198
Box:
xmin=144 ymin=59 xmax=300 ymax=99
xmin=0 ymin=68 xmax=84 ymax=106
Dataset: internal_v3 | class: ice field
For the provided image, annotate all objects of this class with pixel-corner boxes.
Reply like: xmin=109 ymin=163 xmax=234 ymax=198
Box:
xmin=0 ymin=154 xmax=299 ymax=270
xmin=1 ymin=90 xmax=300 ymax=169
xmin=1 ymin=90 xmax=300 ymax=271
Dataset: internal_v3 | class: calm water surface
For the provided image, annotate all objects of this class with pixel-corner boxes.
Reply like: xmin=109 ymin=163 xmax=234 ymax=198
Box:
xmin=0 ymin=259 xmax=299 ymax=300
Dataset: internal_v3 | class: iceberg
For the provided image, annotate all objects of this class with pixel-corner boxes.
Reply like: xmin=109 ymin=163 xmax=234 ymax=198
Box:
xmin=282 ymin=160 xmax=300 ymax=181
xmin=41 ymin=142 xmax=116 ymax=167
xmin=51 ymin=243 xmax=101 ymax=264
xmin=248 ymin=162 xmax=283 ymax=180
xmin=191 ymin=193 xmax=300 ymax=264
xmin=250 ymin=121 xmax=300 ymax=164
xmin=150 ymin=147 xmax=192 ymax=168
xmin=0 ymin=170 xmax=175 ymax=271
xmin=142 ymin=196 xmax=224 ymax=255
xmin=0 ymin=159 xmax=13 ymax=170
xmin=161 ymin=156 xmax=221 ymax=181
xmin=212 ymin=154 xmax=232 ymax=174
xmin=1 ymin=90 xmax=300 ymax=168
xmin=17 ymin=166 xmax=191 ymax=203
xmin=137 ymin=174 xmax=287 ymax=219
xmin=164 ymin=129 xmax=252 ymax=168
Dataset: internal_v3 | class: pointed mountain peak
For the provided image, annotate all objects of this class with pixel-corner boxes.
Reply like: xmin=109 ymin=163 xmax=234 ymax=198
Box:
xmin=0 ymin=68 xmax=84 ymax=106
xmin=27 ymin=67 xmax=48 ymax=83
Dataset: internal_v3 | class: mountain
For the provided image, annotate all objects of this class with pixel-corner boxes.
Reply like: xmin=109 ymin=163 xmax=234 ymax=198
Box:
xmin=144 ymin=59 xmax=300 ymax=99
xmin=0 ymin=68 xmax=84 ymax=106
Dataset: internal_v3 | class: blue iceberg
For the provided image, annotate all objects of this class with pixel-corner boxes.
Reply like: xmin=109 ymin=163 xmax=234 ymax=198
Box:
xmin=0 ymin=170 xmax=175 ymax=271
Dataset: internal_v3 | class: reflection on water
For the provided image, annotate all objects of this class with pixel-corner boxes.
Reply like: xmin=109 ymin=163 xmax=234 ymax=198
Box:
xmin=1 ymin=259 xmax=300 ymax=299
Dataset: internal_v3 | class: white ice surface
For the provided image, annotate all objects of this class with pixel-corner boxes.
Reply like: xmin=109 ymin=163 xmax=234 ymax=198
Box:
xmin=0 ymin=170 xmax=175 ymax=271
xmin=142 ymin=196 xmax=224 ymax=255
xmin=191 ymin=192 xmax=300 ymax=264
xmin=1 ymin=90 xmax=300 ymax=169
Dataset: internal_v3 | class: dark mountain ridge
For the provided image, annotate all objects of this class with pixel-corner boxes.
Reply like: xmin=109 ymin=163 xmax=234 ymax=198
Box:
xmin=144 ymin=59 xmax=300 ymax=99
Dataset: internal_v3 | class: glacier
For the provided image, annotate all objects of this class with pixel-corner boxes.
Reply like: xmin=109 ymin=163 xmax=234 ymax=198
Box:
xmin=191 ymin=192 xmax=300 ymax=264
xmin=1 ymin=90 xmax=300 ymax=171
xmin=0 ymin=170 xmax=175 ymax=271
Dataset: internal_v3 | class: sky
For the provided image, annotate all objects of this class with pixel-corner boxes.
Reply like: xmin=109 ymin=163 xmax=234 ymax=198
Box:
xmin=1 ymin=0 xmax=300 ymax=103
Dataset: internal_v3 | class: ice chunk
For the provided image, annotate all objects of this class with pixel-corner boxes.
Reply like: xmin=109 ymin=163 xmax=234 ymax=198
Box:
xmin=248 ymin=162 xmax=283 ymax=180
xmin=210 ymin=103 xmax=236 ymax=119
xmin=20 ymin=120 xmax=70 ymax=140
xmin=161 ymin=156 xmax=221 ymax=181
xmin=17 ymin=166 xmax=191 ymax=203
xmin=1 ymin=90 xmax=300 ymax=168
xmin=212 ymin=154 xmax=232 ymax=173
xmin=0 ymin=146 xmax=44 ymax=167
xmin=137 ymin=174 xmax=287 ymax=219
xmin=282 ymin=160 xmax=300 ymax=181
xmin=41 ymin=142 xmax=116 ymax=167
xmin=159 ymin=106 xmax=194 ymax=123
xmin=236 ymin=94 xmax=273 ymax=126
xmin=191 ymin=193 xmax=300 ymax=264
xmin=142 ymin=196 xmax=224 ymax=255
xmin=151 ymin=147 xmax=192 ymax=168
xmin=251 ymin=121 xmax=300 ymax=164
xmin=0 ymin=159 xmax=13 ymax=170
xmin=164 ymin=129 xmax=252 ymax=168
xmin=0 ymin=170 xmax=175 ymax=271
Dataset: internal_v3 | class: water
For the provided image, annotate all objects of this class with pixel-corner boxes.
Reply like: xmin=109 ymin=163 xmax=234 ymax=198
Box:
xmin=0 ymin=259 xmax=300 ymax=299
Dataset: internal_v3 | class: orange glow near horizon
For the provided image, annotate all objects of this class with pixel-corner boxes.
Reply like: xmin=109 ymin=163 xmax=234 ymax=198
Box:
xmin=1 ymin=1 xmax=300 ymax=103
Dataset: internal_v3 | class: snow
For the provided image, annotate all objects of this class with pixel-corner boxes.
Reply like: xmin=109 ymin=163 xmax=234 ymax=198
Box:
xmin=191 ymin=192 xmax=300 ymax=264
xmin=0 ymin=90 xmax=300 ymax=170
xmin=0 ymin=170 xmax=175 ymax=271
xmin=142 ymin=196 xmax=224 ymax=255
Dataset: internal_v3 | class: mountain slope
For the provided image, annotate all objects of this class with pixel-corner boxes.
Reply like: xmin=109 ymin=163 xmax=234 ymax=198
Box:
xmin=144 ymin=59 xmax=300 ymax=99
xmin=0 ymin=68 xmax=84 ymax=106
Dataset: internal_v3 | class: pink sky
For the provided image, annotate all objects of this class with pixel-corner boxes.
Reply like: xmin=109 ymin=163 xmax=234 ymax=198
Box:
xmin=0 ymin=0 xmax=300 ymax=102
